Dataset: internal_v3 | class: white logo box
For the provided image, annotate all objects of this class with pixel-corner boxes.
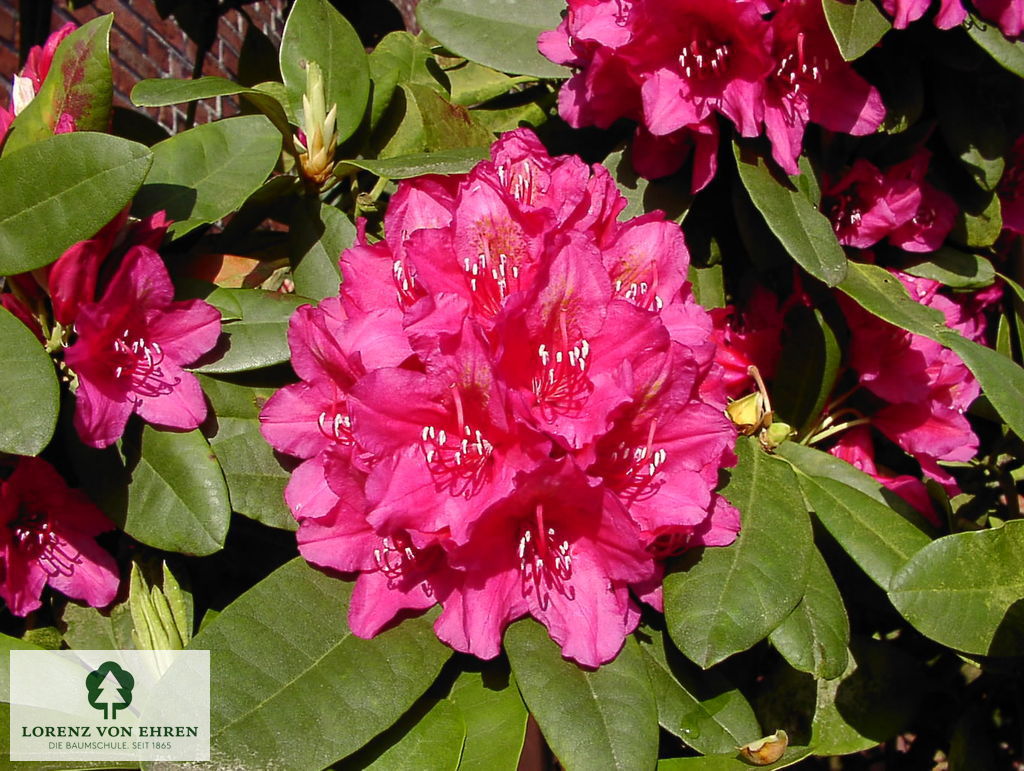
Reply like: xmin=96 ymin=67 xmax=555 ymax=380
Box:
xmin=9 ymin=649 xmax=210 ymax=762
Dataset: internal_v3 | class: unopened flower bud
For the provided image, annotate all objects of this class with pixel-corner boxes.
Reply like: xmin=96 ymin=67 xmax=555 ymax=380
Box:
xmin=738 ymin=730 xmax=788 ymax=765
xmin=759 ymin=421 xmax=794 ymax=453
xmin=294 ymin=60 xmax=338 ymax=187
xmin=727 ymin=391 xmax=770 ymax=436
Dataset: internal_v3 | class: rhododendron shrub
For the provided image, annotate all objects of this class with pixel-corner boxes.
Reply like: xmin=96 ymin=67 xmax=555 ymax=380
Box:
xmin=260 ymin=130 xmax=740 ymax=666
xmin=4 ymin=0 xmax=1024 ymax=767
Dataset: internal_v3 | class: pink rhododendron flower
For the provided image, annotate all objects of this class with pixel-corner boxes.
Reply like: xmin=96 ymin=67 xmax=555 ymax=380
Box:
xmin=64 ymin=244 xmax=221 ymax=448
xmin=975 ymin=0 xmax=1024 ymax=37
xmin=880 ymin=0 xmax=966 ymax=29
xmin=763 ymin=0 xmax=885 ymax=174
xmin=261 ymin=129 xmax=739 ymax=667
xmin=824 ymin=151 xmax=956 ymax=251
xmin=0 ymin=456 xmax=119 ymax=616
xmin=839 ymin=271 xmax=983 ymax=494
xmin=710 ymin=287 xmax=788 ymax=397
xmin=539 ymin=0 xmax=884 ymax=184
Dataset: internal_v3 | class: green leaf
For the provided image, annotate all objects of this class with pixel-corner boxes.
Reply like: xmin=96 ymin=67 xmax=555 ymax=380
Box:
xmin=839 ymin=260 xmax=1024 ymax=441
xmin=769 ymin=548 xmax=850 ymax=680
xmin=777 ymin=442 xmax=930 ymax=526
xmin=417 ymin=0 xmax=568 ymax=79
xmin=811 ymin=638 xmax=925 ymax=755
xmin=688 ymin=264 xmax=726 ymax=310
xmin=954 ymin=187 xmax=1003 ymax=248
xmin=934 ymin=70 xmax=1007 ymax=192
xmin=821 ymin=0 xmax=892 ymax=61
xmin=3 ymin=15 xmax=113 ymax=153
xmin=338 ymin=148 xmax=490 ymax=179
xmin=61 ymin=602 xmax=135 ymax=651
xmin=289 ymin=200 xmax=353 ymax=301
xmin=196 ymin=288 xmax=311 ymax=374
xmin=637 ymin=626 xmax=762 ymax=755
xmin=888 ymin=522 xmax=1024 ymax=656
xmin=0 ymin=132 xmax=151 ymax=273
xmin=414 ymin=83 xmax=494 ymax=149
xmin=903 ymin=248 xmax=996 ymax=289
xmin=199 ymin=375 xmax=296 ymax=532
xmin=190 ymin=558 xmax=451 ymax=769
xmin=132 ymin=75 xmax=254 ymax=106
xmin=448 ymin=60 xmax=525 ymax=106
xmin=966 ymin=14 xmax=1024 ymax=78
xmin=132 ymin=115 xmax=282 ymax=239
xmin=794 ymin=474 xmax=930 ymax=590
xmin=345 ymin=699 xmax=466 ymax=770
xmin=506 ymin=619 xmax=658 ymax=771
xmin=280 ymin=0 xmax=371 ymax=145
xmin=0 ymin=308 xmax=58 ymax=456
xmin=447 ymin=665 xmax=528 ymax=771
xmin=120 ymin=426 xmax=231 ymax=556
xmin=656 ymin=747 xmax=815 ymax=770
xmin=732 ymin=140 xmax=847 ymax=287
xmin=132 ymin=76 xmax=294 ymax=142
xmin=772 ymin=307 xmax=842 ymax=437
xmin=664 ymin=437 xmax=814 ymax=668
xmin=605 ymin=145 xmax=693 ymax=224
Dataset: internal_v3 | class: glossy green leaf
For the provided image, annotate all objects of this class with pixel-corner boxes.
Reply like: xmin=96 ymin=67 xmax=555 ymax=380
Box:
xmin=0 ymin=132 xmax=151 ymax=273
xmin=133 ymin=115 xmax=282 ymax=238
xmin=904 ymin=248 xmax=996 ymax=289
xmin=3 ymin=15 xmax=113 ymax=153
xmin=664 ymin=438 xmax=814 ymax=668
xmin=769 ymin=548 xmax=849 ymax=680
xmin=889 ymin=522 xmax=1024 ymax=656
xmin=688 ymin=264 xmax=726 ymax=310
xmin=375 ymin=82 xmax=493 ymax=158
xmin=733 ymin=141 xmax=847 ymax=287
xmin=777 ymin=443 xmax=929 ymax=525
xmin=967 ymin=14 xmax=1024 ymax=78
xmin=280 ymin=0 xmax=370 ymax=144
xmin=345 ymin=699 xmax=466 ymax=771
xmin=772 ymin=307 xmax=842 ymax=437
xmin=448 ymin=60 xmax=526 ymax=106
xmin=131 ymin=76 xmax=293 ymax=141
xmin=190 ymin=558 xmax=451 ymax=769
xmin=638 ymin=627 xmax=762 ymax=755
xmin=839 ymin=260 xmax=1024 ymax=441
xmin=199 ymin=375 xmax=296 ymax=532
xmin=657 ymin=747 xmax=814 ymax=770
xmin=196 ymin=288 xmax=311 ymax=374
xmin=506 ymin=620 xmax=658 ymax=771
xmin=0 ymin=308 xmax=58 ymax=456
xmin=811 ymin=638 xmax=925 ymax=755
xmin=120 ymin=426 xmax=231 ymax=556
xmin=822 ymin=0 xmax=892 ymax=61
xmin=290 ymin=200 xmax=353 ymax=301
xmin=954 ymin=188 xmax=1003 ymax=248
xmin=338 ymin=148 xmax=490 ymax=179
xmin=417 ymin=0 xmax=568 ymax=79
xmin=447 ymin=665 xmax=528 ymax=771
xmin=795 ymin=474 xmax=930 ymax=590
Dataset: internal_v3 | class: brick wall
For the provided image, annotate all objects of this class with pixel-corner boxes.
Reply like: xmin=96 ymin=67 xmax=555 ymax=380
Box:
xmin=1 ymin=1 xmax=422 ymax=132
xmin=2 ymin=1 xmax=285 ymax=132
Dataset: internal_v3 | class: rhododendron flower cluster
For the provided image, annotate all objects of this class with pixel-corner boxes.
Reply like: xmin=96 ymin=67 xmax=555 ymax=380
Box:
xmin=882 ymin=0 xmax=1023 ymax=37
xmin=0 ymin=456 xmax=118 ymax=617
xmin=823 ymin=150 xmax=957 ymax=252
xmin=261 ymin=130 xmax=740 ymax=666
xmin=538 ymin=0 xmax=884 ymax=183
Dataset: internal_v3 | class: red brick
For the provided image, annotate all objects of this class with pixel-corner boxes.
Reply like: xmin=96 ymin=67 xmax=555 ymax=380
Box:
xmin=0 ymin=8 xmax=15 ymax=41
xmin=116 ymin=8 xmax=146 ymax=46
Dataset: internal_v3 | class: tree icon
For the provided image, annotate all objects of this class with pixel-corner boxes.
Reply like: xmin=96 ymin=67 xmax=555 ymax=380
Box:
xmin=85 ymin=661 xmax=134 ymax=719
